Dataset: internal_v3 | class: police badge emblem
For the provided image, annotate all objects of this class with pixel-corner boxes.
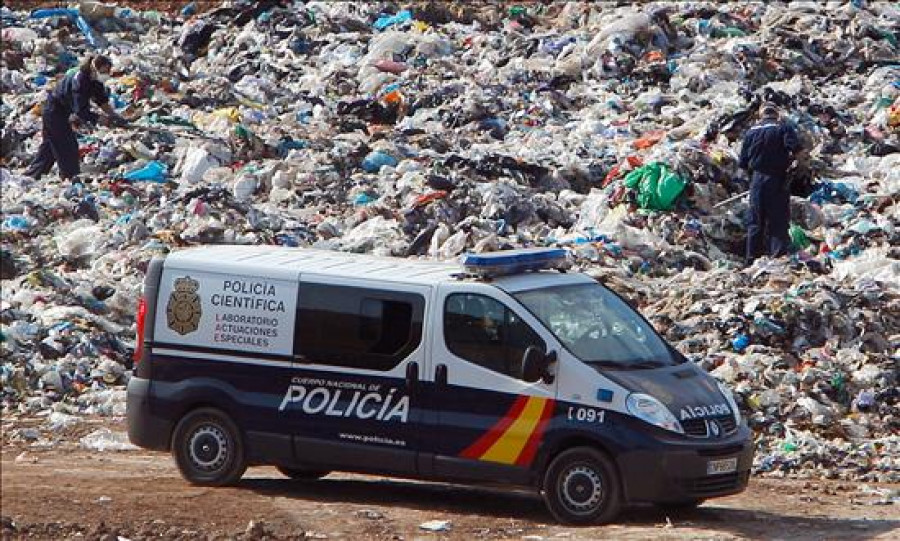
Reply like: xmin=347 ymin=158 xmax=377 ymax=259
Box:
xmin=166 ymin=276 xmax=202 ymax=335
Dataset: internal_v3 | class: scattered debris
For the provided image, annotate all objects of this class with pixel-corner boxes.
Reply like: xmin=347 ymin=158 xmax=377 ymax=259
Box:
xmin=0 ymin=1 xmax=897 ymax=483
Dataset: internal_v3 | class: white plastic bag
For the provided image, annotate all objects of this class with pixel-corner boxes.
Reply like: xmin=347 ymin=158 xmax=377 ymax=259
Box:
xmin=80 ymin=429 xmax=138 ymax=452
xmin=179 ymin=147 xmax=218 ymax=185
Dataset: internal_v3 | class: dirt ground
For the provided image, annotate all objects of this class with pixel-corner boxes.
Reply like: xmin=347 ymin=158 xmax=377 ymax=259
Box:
xmin=2 ymin=1 xmax=222 ymax=14
xmin=1 ymin=417 xmax=898 ymax=541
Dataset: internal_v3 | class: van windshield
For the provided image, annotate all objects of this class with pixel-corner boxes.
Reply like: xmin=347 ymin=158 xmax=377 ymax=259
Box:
xmin=513 ymin=283 xmax=680 ymax=369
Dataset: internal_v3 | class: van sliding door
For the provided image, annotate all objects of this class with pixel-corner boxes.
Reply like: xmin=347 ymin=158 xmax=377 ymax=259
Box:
xmin=282 ymin=277 xmax=429 ymax=476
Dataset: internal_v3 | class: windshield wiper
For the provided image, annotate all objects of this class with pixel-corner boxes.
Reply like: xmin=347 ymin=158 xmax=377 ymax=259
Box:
xmin=588 ymin=359 xmax=665 ymax=370
xmin=628 ymin=360 xmax=666 ymax=369
xmin=587 ymin=360 xmax=626 ymax=368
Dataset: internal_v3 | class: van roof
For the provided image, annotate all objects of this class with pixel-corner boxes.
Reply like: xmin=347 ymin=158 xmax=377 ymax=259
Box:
xmin=163 ymin=245 xmax=592 ymax=291
xmin=164 ymin=245 xmax=457 ymax=284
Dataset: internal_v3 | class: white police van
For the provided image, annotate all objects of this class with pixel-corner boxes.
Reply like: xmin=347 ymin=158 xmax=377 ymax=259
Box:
xmin=127 ymin=246 xmax=753 ymax=524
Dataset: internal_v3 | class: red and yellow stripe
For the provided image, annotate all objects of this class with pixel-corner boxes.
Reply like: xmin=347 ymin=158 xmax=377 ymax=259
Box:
xmin=460 ymin=395 xmax=555 ymax=466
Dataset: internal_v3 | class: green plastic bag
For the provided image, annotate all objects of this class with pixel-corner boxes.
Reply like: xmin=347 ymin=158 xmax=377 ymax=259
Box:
xmin=789 ymin=223 xmax=811 ymax=250
xmin=623 ymin=162 xmax=688 ymax=211
xmin=234 ymin=124 xmax=252 ymax=139
xmin=713 ymin=27 xmax=747 ymax=38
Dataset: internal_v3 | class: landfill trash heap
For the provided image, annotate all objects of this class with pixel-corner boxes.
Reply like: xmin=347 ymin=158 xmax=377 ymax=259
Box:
xmin=0 ymin=1 xmax=898 ymax=482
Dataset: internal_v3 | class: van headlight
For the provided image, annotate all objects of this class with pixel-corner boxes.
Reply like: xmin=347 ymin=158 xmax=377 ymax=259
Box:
xmin=716 ymin=381 xmax=741 ymax=424
xmin=626 ymin=393 xmax=684 ymax=434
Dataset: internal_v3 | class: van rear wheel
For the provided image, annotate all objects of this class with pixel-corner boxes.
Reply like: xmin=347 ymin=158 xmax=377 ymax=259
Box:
xmin=277 ymin=466 xmax=330 ymax=481
xmin=542 ymin=447 xmax=621 ymax=525
xmin=172 ymin=408 xmax=246 ymax=486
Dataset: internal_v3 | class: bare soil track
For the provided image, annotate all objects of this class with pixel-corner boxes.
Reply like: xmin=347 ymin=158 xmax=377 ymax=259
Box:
xmin=2 ymin=418 xmax=898 ymax=540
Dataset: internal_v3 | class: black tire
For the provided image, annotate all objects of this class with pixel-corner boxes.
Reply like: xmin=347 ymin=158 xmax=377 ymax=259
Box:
xmin=655 ymin=499 xmax=705 ymax=512
xmin=171 ymin=407 xmax=246 ymax=486
xmin=277 ymin=466 xmax=330 ymax=481
xmin=542 ymin=447 xmax=622 ymax=525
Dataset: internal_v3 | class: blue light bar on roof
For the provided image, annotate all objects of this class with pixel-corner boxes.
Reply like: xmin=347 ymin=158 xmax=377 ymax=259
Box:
xmin=460 ymin=248 xmax=570 ymax=277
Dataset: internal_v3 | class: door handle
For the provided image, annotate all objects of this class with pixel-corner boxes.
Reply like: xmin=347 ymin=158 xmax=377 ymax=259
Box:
xmin=435 ymin=363 xmax=447 ymax=386
xmin=406 ymin=361 xmax=419 ymax=390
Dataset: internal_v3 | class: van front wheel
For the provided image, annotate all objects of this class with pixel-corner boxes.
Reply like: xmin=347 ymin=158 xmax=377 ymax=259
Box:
xmin=172 ymin=408 xmax=246 ymax=486
xmin=542 ymin=447 xmax=622 ymax=525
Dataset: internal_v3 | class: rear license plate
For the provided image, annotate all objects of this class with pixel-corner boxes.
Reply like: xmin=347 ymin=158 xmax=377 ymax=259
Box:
xmin=707 ymin=457 xmax=738 ymax=475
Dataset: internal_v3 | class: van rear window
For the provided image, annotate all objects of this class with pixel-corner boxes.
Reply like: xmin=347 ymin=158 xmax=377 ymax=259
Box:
xmin=295 ymin=283 xmax=424 ymax=371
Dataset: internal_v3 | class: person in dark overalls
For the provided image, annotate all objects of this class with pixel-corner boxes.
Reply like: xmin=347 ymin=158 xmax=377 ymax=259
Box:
xmin=25 ymin=55 xmax=124 ymax=181
xmin=739 ymin=103 xmax=800 ymax=262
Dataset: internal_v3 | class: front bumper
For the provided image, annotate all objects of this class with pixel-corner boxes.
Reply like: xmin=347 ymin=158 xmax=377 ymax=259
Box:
xmin=126 ymin=376 xmax=172 ymax=451
xmin=618 ymin=425 xmax=754 ymax=504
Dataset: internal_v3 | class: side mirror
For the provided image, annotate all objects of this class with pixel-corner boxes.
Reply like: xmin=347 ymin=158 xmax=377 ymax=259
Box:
xmin=522 ymin=346 xmax=548 ymax=383
xmin=544 ymin=350 xmax=557 ymax=384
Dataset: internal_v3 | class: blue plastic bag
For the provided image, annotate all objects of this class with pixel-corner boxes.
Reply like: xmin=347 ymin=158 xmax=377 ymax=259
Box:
xmin=123 ymin=161 xmax=168 ymax=183
xmin=277 ymin=139 xmax=307 ymax=158
xmin=1 ymin=215 xmax=31 ymax=232
xmin=808 ymin=181 xmax=859 ymax=205
xmin=732 ymin=333 xmax=750 ymax=353
xmin=30 ymin=8 xmax=100 ymax=48
xmin=361 ymin=151 xmax=398 ymax=173
xmin=354 ymin=193 xmax=375 ymax=206
xmin=373 ymin=10 xmax=411 ymax=31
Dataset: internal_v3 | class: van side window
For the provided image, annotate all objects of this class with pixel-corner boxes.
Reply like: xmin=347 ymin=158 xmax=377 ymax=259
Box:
xmin=444 ymin=293 xmax=545 ymax=379
xmin=296 ymin=284 xmax=424 ymax=371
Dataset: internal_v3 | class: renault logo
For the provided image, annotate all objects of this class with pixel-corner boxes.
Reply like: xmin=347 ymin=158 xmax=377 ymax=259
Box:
xmin=708 ymin=419 xmax=721 ymax=437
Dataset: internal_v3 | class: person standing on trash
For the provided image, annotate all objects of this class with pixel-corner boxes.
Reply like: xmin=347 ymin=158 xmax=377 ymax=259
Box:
xmin=25 ymin=54 xmax=127 ymax=182
xmin=739 ymin=103 xmax=800 ymax=262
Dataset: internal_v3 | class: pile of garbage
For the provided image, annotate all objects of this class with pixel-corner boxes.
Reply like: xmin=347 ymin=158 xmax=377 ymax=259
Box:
xmin=1 ymin=1 xmax=897 ymax=481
